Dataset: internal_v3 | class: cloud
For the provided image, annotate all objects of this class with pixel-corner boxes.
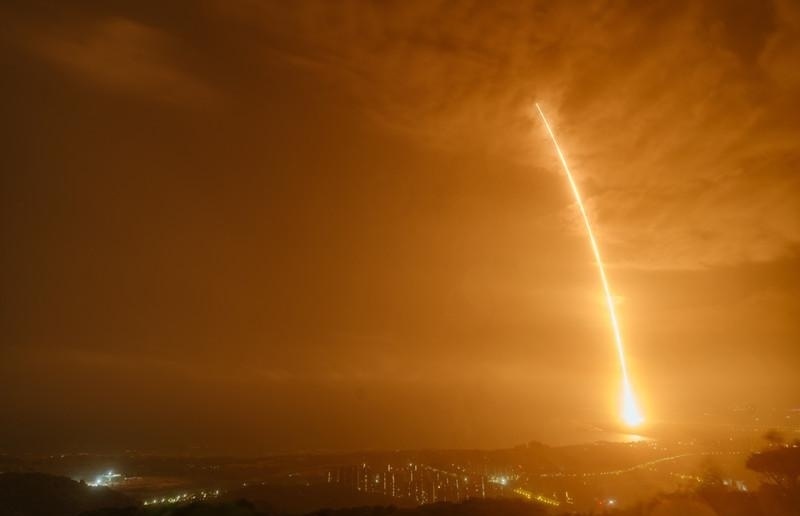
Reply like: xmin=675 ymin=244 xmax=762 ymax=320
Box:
xmin=215 ymin=0 xmax=800 ymax=270
xmin=27 ymin=16 xmax=216 ymax=106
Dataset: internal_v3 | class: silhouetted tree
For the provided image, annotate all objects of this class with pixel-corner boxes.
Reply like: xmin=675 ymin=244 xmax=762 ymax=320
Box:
xmin=698 ymin=456 xmax=725 ymax=490
xmin=746 ymin=442 xmax=800 ymax=515
xmin=746 ymin=445 xmax=800 ymax=491
xmin=0 ymin=472 xmax=135 ymax=516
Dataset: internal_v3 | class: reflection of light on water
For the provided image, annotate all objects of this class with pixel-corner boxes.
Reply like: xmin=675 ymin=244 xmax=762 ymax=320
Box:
xmin=527 ymin=421 xmax=655 ymax=446
xmin=579 ymin=426 xmax=653 ymax=444
xmin=622 ymin=433 xmax=649 ymax=443
xmin=593 ymin=432 xmax=651 ymax=444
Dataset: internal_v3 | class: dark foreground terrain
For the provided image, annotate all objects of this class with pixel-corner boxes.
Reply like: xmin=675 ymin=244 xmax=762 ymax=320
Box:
xmin=82 ymin=499 xmax=547 ymax=516
xmin=2 ymin=443 xmax=798 ymax=516
xmin=0 ymin=472 xmax=135 ymax=516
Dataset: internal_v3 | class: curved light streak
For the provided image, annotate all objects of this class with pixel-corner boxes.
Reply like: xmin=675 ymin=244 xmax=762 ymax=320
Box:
xmin=535 ymin=103 xmax=644 ymax=427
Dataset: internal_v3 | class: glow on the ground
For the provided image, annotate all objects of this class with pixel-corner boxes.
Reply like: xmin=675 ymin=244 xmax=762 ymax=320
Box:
xmin=535 ymin=103 xmax=644 ymax=428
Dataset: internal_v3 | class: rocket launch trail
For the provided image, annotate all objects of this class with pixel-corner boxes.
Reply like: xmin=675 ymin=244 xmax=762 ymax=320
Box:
xmin=535 ymin=103 xmax=644 ymax=427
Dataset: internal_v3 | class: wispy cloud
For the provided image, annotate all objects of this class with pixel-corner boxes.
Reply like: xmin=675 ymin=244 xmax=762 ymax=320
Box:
xmin=25 ymin=16 xmax=216 ymax=106
xmin=216 ymin=0 xmax=800 ymax=270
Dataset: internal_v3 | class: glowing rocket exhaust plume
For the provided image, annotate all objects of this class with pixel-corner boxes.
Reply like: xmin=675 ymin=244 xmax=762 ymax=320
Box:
xmin=535 ymin=103 xmax=644 ymax=427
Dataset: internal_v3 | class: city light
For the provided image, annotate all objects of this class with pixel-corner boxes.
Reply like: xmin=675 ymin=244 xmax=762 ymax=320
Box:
xmin=143 ymin=489 xmax=221 ymax=506
xmin=87 ymin=470 xmax=122 ymax=487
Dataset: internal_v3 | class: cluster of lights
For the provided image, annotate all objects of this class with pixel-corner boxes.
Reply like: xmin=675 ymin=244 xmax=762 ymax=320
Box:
xmin=512 ymin=487 xmax=560 ymax=507
xmin=487 ymin=474 xmax=521 ymax=486
xmin=143 ymin=489 xmax=220 ymax=506
xmin=489 ymin=475 xmax=508 ymax=486
xmin=87 ymin=471 xmax=122 ymax=487
xmin=343 ymin=461 xmax=490 ymax=504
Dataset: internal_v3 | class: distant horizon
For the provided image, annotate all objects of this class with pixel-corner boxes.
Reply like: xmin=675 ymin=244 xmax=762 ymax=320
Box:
xmin=4 ymin=411 xmax=795 ymax=458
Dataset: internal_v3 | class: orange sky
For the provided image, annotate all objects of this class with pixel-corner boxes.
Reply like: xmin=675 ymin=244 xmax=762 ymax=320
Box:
xmin=1 ymin=1 xmax=798 ymax=454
